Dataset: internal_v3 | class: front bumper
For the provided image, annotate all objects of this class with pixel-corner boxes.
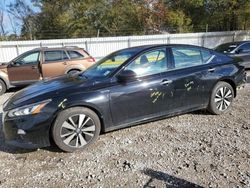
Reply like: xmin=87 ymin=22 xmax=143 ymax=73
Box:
xmin=2 ymin=111 xmax=53 ymax=149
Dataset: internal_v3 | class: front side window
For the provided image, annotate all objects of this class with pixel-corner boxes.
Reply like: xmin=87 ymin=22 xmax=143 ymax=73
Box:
xmin=125 ymin=49 xmax=167 ymax=77
xmin=15 ymin=51 xmax=40 ymax=65
xmin=81 ymin=48 xmax=139 ymax=79
xmin=172 ymin=47 xmax=212 ymax=69
xmin=44 ymin=51 xmax=68 ymax=62
xmin=67 ymin=51 xmax=84 ymax=59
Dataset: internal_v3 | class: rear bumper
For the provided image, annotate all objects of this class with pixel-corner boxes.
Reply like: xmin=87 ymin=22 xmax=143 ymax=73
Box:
xmin=241 ymin=62 xmax=250 ymax=69
xmin=236 ymin=71 xmax=247 ymax=90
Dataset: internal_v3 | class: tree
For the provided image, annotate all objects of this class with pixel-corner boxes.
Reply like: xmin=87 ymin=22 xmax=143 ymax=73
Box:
xmin=4 ymin=0 xmax=250 ymax=40
xmin=8 ymin=0 xmax=36 ymax=39
xmin=0 ymin=0 xmax=7 ymax=40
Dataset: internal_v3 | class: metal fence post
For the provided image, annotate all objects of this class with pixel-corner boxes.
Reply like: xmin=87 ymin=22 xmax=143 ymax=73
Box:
xmin=85 ymin=41 xmax=89 ymax=52
xmin=201 ymin=34 xmax=205 ymax=47
xmin=167 ymin=36 xmax=171 ymax=44
xmin=128 ymin=38 xmax=131 ymax=47
xmin=16 ymin=44 xmax=19 ymax=56
xmin=232 ymin=31 xmax=236 ymax=42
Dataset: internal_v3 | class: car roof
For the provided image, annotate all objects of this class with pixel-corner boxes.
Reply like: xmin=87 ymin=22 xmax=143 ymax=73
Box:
xmin=218 ymin=41 xmax=250 ymax=46
xmin=115 ymin=44 xmax=210 ymax=52
xmin=30 ymin=46 xmax=84 ymax=51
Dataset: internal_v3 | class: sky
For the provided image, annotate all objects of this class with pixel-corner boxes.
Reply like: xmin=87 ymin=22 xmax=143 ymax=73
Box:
xmin=0 ymin=0 xmax=39 ymax=35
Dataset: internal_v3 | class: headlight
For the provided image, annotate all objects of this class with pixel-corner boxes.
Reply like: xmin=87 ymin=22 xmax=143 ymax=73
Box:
xmin=8 ymin=99 xmax=51 ymax=117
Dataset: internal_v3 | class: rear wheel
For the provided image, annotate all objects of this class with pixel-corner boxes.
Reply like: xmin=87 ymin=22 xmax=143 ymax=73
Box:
xmin=208 ymin=81 xmax=234 ymax=115
xmin=0 ymin=80 xmax=6 ymax=95
xmin=52 ymin=107 xmax=101 ymax=152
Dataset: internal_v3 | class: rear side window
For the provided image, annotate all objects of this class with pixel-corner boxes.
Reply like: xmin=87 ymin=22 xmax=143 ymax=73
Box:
xmin=201 ymin=50 xmax=214 ymax=63
xmin=172 ymin=47 xmax=214 ymax=69
xmin=67 ymin=51 xmax=84 ymax=59
xmin=44 ymin=51 xmax=68 ymax=62
xmin=172 ymin=47 xmax=202 ymax=69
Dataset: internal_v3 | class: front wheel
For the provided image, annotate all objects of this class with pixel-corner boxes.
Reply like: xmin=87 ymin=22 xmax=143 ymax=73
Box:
xmin=208 ymin=81 xmax=234 ymax=115
xmin=52 ymin=107 xmax=101 ymax=152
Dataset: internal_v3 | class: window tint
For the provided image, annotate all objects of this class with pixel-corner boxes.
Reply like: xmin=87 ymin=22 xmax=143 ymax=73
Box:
xmin=172 ymin=47 xmax=210 ymax=69
xmin=44 ymin=51 xmax=68 ymax=62
xmin=15 ymin=52 xmax=39 ymax=65
xmin=201 ymin=50 xmax=214 ymax=63
xmin=82 ymin=49 xmax=138 ymax=79
xmin=125 ymin=49 xmax=167 ymax=77
xmin=239 ymin=43 xmax=250 ymax=52
xmin=67 ymin=51 xmax=84 ymax=59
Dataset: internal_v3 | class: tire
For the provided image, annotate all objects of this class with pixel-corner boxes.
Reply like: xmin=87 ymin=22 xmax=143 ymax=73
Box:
xmin=52 ymin=107 xmax=101 ymax=152
xmin=208 ymin=81 xmax=234 ymax=115
xmin=0 ymin=79 xmax=6 ymax=95
xmin=67 ymin=69 xmax=81 ymax=75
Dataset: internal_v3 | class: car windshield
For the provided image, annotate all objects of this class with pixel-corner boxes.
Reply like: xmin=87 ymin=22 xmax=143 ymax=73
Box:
xmin=80 ymin=48 xmax=140 ymax=79
xmin=214 ymin=43 xmax=240 ymax=53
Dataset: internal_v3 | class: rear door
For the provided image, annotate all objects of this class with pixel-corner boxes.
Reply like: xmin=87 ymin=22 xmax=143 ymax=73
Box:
xmin=7 ymin=51 xmax=41 ymax=85
xmin=41 ymin=50 xmax=69 ymax=78
xmin=161 ymin=46 xmax=215 ymax=111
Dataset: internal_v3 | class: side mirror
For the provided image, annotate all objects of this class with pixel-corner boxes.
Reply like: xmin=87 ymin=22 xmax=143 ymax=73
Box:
xmin=11 ymin=61 xmax=21 ymax=67
xmin=117 ymin=70 xmax=137 ymax=82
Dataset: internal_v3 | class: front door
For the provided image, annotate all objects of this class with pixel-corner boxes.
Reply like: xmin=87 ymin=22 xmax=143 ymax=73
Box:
xmin=110 ymin=48 xmax=174 ymax=126
xmin=7 ymin=51 xmax=41 ymax=85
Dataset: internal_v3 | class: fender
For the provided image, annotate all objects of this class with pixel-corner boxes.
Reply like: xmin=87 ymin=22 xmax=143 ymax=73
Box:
xmin=0 ymin=71 xmax=11 ymax=89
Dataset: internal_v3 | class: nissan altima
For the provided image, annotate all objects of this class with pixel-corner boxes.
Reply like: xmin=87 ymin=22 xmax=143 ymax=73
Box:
xmin=2 ymin=44 xmax=246 ymax=152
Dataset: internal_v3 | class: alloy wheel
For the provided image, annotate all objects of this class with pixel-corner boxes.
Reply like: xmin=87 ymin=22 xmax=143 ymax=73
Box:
xmin=214 ymin=86 xmax=233 ymax=111
xmin=60 ymin=114 xmax=96 ymax=148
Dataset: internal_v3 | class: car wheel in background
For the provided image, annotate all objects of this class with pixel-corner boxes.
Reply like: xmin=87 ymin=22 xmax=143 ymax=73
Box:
xmin=208 ymin=81 xmax=234 ymax=115
xmin=0 ymin=80 xmax=6 ymax=95
xmin=52 ymin=107 xmax=101 ymax=152
xmin=67 ymin=69 xmax=81 ymax=75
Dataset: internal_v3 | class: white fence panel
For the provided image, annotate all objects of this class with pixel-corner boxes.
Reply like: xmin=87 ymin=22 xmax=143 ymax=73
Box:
xmin=0 ymin=30 xmax=249 ymax=63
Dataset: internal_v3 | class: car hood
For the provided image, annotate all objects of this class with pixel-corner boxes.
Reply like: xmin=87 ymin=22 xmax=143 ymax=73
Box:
xmin=5 ymin=75 xmax=88 ymax=109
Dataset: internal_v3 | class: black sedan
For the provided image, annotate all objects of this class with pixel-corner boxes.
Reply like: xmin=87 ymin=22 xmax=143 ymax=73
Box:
xmin=214 ymin=41 xmax=250 ymax=69
xmin=2 ymin=44 xmax=246 ymax=152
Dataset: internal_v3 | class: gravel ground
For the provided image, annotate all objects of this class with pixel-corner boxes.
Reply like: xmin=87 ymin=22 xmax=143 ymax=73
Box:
xmin=0 ymin=75 xmax=249 ymax=188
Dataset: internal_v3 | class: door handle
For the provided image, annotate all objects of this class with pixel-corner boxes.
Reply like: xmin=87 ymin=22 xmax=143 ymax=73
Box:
xmin=208 ymin=68 xmax=215 ymax=72
xmin=63 ymin=62 xmax=67 ymax=65
xmin=31 ymin=66 xmax=38 ymax=69
xmin=161 ymin=79 xmax=173 ymax=85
